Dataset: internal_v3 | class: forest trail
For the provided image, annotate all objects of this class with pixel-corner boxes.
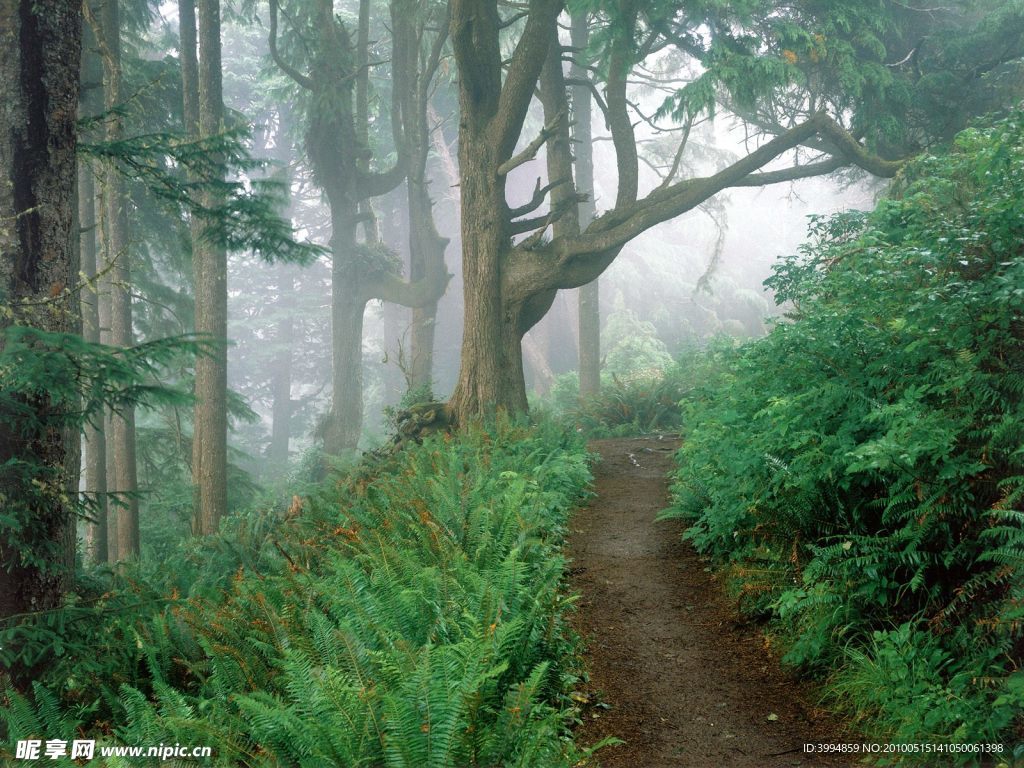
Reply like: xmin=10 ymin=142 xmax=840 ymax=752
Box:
xmin=570 ymin=437 xmax=853 ymax=768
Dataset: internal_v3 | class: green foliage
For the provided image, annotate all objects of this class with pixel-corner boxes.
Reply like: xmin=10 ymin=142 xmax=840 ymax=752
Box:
xmin=570 ymin=368 xmax=686 ymax=437
xmin=651 ymin=0 xmax=1024 ymax=155
xmin=386 ymin=382 xmax=435 ymax=419
xmin=0 ymin=327 xmax=204 ymax=617
xmin=82 ymin=128 xmax=325 ymax=265
xmin=544 ymin=348 xmax=727 ymax=437
xmin=1 ymin=419 xmax=595 ymax=766
xmin=664 ymin=110 xmax=1024 ymax=758
xmin=602 ymin=309 xmax=674 ymax=379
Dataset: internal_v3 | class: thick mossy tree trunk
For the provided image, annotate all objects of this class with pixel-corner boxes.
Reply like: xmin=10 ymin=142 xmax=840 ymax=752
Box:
xmin=323 ymin=213 xmax=365 ymax=455
xmin=270 ymin=0 xmax=447 ymax=456
xmin=443 ymin=0 xmax=904 ymax=427
xmin=0 ymin=0 xmax=81 ymax=620
xmin=449 ymin=128 xmax=530 ymax=418
xmin=446 ymin=0 xmax=558 ymax=421
xmin=270 ymin=0 xmax=370 ymax=457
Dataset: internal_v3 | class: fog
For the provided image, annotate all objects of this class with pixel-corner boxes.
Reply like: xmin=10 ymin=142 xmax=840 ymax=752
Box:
xmin=218 ymin=41 xmax=879 ymax=468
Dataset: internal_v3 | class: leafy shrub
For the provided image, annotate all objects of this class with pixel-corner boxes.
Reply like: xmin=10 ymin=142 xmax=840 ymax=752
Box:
xmin=571 ymin=370 xmax=685 ymax=436
xmin=663 ymin=109 xmax=1024 ymax=760
xmin=602 ymin=309 xmax=674 ymax=378
xmin=555 ymin=349 xmax=728 ymax=437
xmin=2 ymin=418 xmax=595 ymax=766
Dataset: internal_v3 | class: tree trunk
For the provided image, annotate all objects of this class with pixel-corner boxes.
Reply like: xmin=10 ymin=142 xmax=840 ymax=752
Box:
xmin=80 ymin=163 xmax=107 ymax=562
xmin=578 ymin=282 xmax=599 ymax=395
xmin=267 ymin=268 xmax=294 ymax=471
xmin=191 ymin=0 xmax=228 ymax=534
xmin=323 ymin=211 xmax=367 ymax=455
xmin=79 ymin=19 xmax=107 ymax=563
xmin=446 ymin=0 xmax=558 ymax=423
xmin=79 ymin=155 xmax=108 ymax=564
xmin=406 ymin=160 xmax=447 ymax=390
xmin=448 ymin=131 xmax=528 ymax=419
xmin=99 ymin=0 xmax=139 ymax=560
xmin=0 ymin=0 xmax=81 ymax=620
xmin=571 ymin=12 xmax=600 ymax=398
xmin=377 ymin=189 xmax=410 ymax=402
xmin=522 ymin=333 xmax=555 ymax=396
xmin=409 ymin=307 xmax=437 ymax=390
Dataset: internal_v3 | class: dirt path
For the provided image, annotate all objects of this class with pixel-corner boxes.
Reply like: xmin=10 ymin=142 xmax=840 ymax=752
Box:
xmin=570 ymin=436 xmax=853 ymax=768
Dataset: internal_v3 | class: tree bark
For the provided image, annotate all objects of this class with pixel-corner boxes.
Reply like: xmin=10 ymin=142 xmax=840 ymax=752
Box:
xmin=79 ymin=17 xmax=107 ymax=564
xmin=392 ymin=0 xmax=450 ymax=391
xmin=266 ymin=163 xmax=295 ymax=473
xmin=267 ymin=267 xmax=294 ymax=473
xmin=407 ymin=176 xmax=446 ymax=390
xmin=191 ymin=0 xmax=228 ymax=534
xmin=448 ymin=121 xmax=530 ymax=418
xmin=0 ymin=0 xmax=81 ymax=620
xmin=98 ymin=0 xmax=139 ymax=560
xmin=322 ymin=211 xmax=366 ymax=454
xmin=447 ymin=0 xmax=559 ymax=422
xmin=269 ymin=0 xmax=448 ymax=455
xmin=80 ymin=166 xmax=108 ymax=562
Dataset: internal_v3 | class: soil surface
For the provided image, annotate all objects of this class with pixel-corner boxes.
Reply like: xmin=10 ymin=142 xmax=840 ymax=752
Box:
xmin=569 ymin=436 xmax=854 ymax=768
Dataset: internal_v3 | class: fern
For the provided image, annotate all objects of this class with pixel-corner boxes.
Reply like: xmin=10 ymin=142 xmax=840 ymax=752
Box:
xmin=667 ymin=110 xmax=1024 ymax=759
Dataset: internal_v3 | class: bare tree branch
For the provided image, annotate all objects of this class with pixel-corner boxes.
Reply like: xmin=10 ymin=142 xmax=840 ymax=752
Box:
xmin=366 ymin=266 xmax=452 ymax=307
xmin=554 ymin=112 xmax=903 ymax=264
xmin=508 ymin=176 xmax=571 ymax=217
xmin=497 ymin=110 xmax=566 ymax=175
xmin=491 ymin=0 xmax=563 ymax=158
xmin=606 ymin=0 xmax=639 ymax=206
xmin=268 ymin=0 xmax=314 ymax=90
xmin=730 ymin=155 xmax=847 ymax=186
xmin=656 ymin=115 xmax=694 ymax=190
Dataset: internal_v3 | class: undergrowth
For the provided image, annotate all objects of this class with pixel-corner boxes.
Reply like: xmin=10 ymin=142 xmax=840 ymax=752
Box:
xmin=664 ymin=109 xmax=1024 ymax=764
xmin=1 ymin=417 xmax=597 ymax=766
xmin=546 ymin=364 xmax=698 ymax=437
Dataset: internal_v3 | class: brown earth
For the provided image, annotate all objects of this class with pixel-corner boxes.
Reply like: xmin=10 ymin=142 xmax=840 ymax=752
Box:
xmin=569 ymin=436 xmax=855 ymax=768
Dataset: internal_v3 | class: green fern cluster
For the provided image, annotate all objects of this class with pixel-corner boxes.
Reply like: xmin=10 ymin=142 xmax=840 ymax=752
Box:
xmin=664 ymin=109 xmax=1024 ymax=760
xmin=544 ymin=359 xmax=715 ymax=437
xmin=2 ymin=418 xmax=593 ymax=766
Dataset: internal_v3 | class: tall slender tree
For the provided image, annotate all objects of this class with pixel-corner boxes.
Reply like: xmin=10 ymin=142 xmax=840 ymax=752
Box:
xmin=92 ymin=0 xmax=140 ymax=559
xmin=79 ymin=15 xmax=108 ymax=563
xmin=190 ymin=0 xmax=229 ymax=534
xmin=570 ymin=10 xmax=599 ymax=398
xmin=391 ymin=0 xmax=451 ymax=390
